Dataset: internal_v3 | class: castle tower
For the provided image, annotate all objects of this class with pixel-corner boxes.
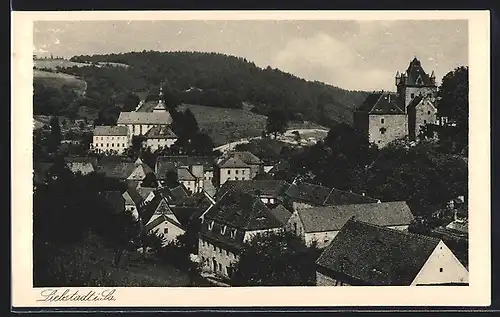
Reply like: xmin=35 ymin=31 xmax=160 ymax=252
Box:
xmin=396 ymin=57 xmax=438 ymax=112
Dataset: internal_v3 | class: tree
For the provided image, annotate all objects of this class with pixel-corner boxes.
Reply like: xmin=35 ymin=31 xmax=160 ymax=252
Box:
xmin=49 ymin=116 xmax=62 ymax=152
xmin=183 ymin=109 xmax=200 ymax=138
xmin=142 ymin=172 xmax=158 ymax=188
xmin=122 ymin=93 xmax=141 ymax=112
xmin=165 ymin=169 xmax=180 ymax=188
xmin=438 ymin=66 xmax=469 ymax=127
xmin=231 ymin=230 xmax=320 ymax=286
xmin=266 ymin=109 xmax=288 ymax=139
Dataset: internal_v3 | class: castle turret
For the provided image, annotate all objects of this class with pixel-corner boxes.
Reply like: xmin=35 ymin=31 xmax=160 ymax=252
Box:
xmin=395 ymin=71 xmax=400 ymax=86
xmin=430 ymin=70 xmax=436 ymax=85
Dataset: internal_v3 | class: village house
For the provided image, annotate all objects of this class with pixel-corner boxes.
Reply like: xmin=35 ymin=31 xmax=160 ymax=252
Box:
xmin=139 ymin=192 xmax=186 ymax=245
xmin=155 ymin=155 xmax=216 ymax=193
xmin=122 ymin=185 xmax=144 ymax=220
xmin=198 ymin=188 xmax=283 ymax=280
xmin=286 ymin=201 xmax=415 ymax=248
xmin=95 ymin=157 xmax=154 ymax=184
xmin=283 ymin=181 xmax=379 ymax=212
xmin=354 ymin=57 xmax=438 ymax=148
xmin=92 ymin=125 xmax=130 ymax=154
xmin=216 ymin=179 xmax=291 ymax=207
xmin=144 ymin=126 xmax=178 ymax=151
xmin=216 ymin=151 xmax=264 ymax=186
xmin=315 ymin=218 xmax=469 ymax=286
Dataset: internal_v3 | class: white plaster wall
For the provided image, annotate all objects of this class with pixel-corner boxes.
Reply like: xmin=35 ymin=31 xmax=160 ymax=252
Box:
xmin=411 ymin=240 xmax=469 ymax=285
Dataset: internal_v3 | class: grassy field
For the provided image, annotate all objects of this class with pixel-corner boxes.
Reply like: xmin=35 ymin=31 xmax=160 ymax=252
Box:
xmin=177 ymin=104 xmax=329 ymax=146
xmin=34 ymin=59 xmax=90 ymax=69
xmin=178 ymin=104 xmax=268 ymax=146
xmin=34 ymin=70 xmax=87 ymax=95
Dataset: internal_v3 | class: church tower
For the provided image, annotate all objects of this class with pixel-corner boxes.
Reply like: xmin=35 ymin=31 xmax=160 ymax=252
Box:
xmin=153 ymin=85 xmax=167 ymax=113
xmin=395 ymin=57 xmax=437 ymax=112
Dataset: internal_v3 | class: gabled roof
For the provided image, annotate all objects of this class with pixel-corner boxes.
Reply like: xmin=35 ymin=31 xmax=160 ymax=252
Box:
xmin=200 ymin=188 xmax=281 ymax=252
xmin=315 ymin=219 xmax=441 ymax=285
xmin=284 ymin=182 xmax=378 ymax=206
xmin=170 ymin=206 xmax=204 ymax=228
xmin=117 ymin=112 xmax=173 ymax=125
xmin=204 ymin=188 xmax=282 ymax=231
xmin=219 ymin=156 xmax=249 ymax=169
xmin=268 ymin=160 xmax=290 ymax=174
xmin=218 ymin=151 xmax=263 ymax=168
xmin=203 ymin=180 xmax=217 ymax=198
xmin=402 ymin=57 xmax=435 ymax=87
xmin=144 ymin=214 xmax=166 ymax=232
xmin=93 ymin=125 xmax=128 ymax=136
xmin=217 ymin=180 xmax=290 ymax=199
xmin=406 ymin=95 xmax=437 ymax=112
xmin=144 ymin=126 xmax=177 ymax=139
xmin=177 ymin=168 xmax=196 ymax=181
xmin=122 ymin=187 xmax=143 ymax=207
xmin=356 ymin=92 xmax=405 ymax=115
xmin=297 ymin=201 xmax=414 ymax=233
xmin=139 ymin=194 xmax=171 ymax=225
xmin=96 ymin=162 xmax=137 ymax=179
xmin=270 ymin=204 xmax=293 ymax=225
xmin=137 ymin=187 xmax=155 ymax=200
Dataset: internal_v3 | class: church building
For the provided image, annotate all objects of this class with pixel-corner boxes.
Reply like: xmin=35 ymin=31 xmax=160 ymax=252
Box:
xmin=354 ymin=57 xmax=438 ymax=148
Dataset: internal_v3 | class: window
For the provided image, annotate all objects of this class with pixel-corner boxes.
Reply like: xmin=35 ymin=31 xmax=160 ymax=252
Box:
xmin=111 ymin=143 xmax=114 ymax=147
xmin=227 ymin=170 xmax=231 ymax=175
xmin=221 ymin=225 xmax=227 ymax=235
xmin=439 ymin=268 xmax=443 ymax=273
xmin=106 ymin=143 xmax=109 ymax=147
xmin=242 ymin=170 xmax=245 ymax=174
xmin=100 ymin=143 xmax=103 ymax=147
xmin=218 ymin=263 xmax=222 ymax=272
xmin=164 ymin=228 xmax=168 ymax=234
xmin=424 ymin=120 xmax=427 ymax=124
xmin=428 ymin=111 xmax=431 ymax=115
xmin=293 ymin=223 xmax=298 ymax=235
xmin=235 ymin=170 xmax=239 ymax=175
xmin=411 ymin=93 xmax=415 ymax=98
xmin=208 ymin=221 xmax=214 ymax=230
xmin=235 ymin=177 xmax=238 ymax=180
xmin=111 ymin=137 xmax=114 ymax=140
xmin=380 ymin=118 xmax=384 ymax=124
xmin=379 ymin=127 xmax=387 ymax=135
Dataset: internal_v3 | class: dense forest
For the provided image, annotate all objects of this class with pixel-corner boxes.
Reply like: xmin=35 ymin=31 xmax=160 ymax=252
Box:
xmin=53 ymin=51 xmax=369 ymax=127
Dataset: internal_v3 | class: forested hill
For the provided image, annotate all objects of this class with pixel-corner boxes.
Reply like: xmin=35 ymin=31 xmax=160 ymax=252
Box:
xmin=65 ymin=51 xmax=369 ymax=127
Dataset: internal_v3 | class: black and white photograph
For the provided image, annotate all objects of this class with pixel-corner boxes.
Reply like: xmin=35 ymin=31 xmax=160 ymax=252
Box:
xmin=12 ymin=10 xmax=491 ymax=308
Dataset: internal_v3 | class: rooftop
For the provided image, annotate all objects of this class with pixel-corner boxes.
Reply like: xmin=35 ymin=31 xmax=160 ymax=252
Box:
xmin=93 ymin=125 xmax=129 ymax=136
xmin=316 ymin=218 xmax=441 ymax=285
xmin=117 ymin=112 xmax=173 ymax=125
xmin=297 ymin=201 xmax=414 ymax=233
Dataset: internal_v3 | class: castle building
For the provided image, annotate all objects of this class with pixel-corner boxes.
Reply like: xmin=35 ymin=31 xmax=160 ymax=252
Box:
xmin=354 ymin=57 xmax=438 ymax=147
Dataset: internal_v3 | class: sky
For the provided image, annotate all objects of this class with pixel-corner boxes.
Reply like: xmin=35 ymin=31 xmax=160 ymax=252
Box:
xmin=33 ymin=20 xmax=468 ymax=91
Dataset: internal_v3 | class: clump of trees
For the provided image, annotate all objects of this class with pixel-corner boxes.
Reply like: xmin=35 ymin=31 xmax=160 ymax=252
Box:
xmin=231 ymin=230 xmax=321 ymax=286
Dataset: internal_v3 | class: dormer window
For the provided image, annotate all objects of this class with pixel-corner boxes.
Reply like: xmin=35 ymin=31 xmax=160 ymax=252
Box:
xmin=221 ymin=225 xmax=227 ymax=235
xmin=231 ymin=229 xmax=237 ymax=238
xmin=208 ymin=221 xmax=214 ymax=231
xmin=380 ymin=118 xmax=384 ymax=124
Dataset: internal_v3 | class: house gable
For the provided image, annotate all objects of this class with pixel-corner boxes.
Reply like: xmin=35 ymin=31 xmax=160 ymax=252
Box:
xmin=411 ymin=240 xmax=469 ymax=285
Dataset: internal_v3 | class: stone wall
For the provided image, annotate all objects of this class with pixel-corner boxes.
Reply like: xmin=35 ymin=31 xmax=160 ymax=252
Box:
xmin=368 ymin=114 xmax=408 ymax=148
